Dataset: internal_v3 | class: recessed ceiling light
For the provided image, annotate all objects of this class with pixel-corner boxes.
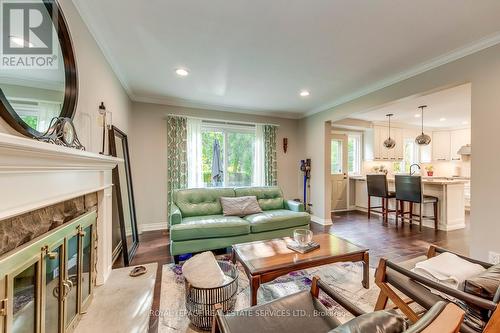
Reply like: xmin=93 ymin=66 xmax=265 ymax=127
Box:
xmin=439 ymin=118 xmax=446 ymax=121
xmin=414 ymin=114 xmax=421 ymax=118
xmin=299 ymin=90 xmax=310 ymax=97
xmin=175 ymin=68 xmax=189 ymax=77
xmin=462 ymin=121 xmax=469 ymax=125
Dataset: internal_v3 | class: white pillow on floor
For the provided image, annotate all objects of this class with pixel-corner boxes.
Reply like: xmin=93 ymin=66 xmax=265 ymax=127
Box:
xmin=182 ymin=251 xmax=226 ymax=288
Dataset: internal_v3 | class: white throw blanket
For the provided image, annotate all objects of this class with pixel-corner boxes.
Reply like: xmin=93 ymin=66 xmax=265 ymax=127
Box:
xmin=411 ymin=252 xmax=486 ymax=294
xmin=182 ymin=251 xmax=227 ymax=288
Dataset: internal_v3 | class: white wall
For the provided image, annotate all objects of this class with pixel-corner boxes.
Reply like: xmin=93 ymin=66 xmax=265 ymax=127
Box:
xmin=129 ymin=102 xmax=302 ymax=231
xmin=299 ymin=43 xmax=500 ymax=260
xmin=0 ymin=0 xmax=132 ymax=153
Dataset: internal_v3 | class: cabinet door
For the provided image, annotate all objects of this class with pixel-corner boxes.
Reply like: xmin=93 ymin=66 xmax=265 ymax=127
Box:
xmin=7 ymin=257 xmax=40 ymax=333
xmin=450 ymin=128 xmax=470 ymax=161
xmin=42 ymin=242 xmax=64 ymax=333
xmin=64 ymin=233 xmax=80 ymax=330
xmin=394 ymin=128 xmax=404 ymax=160
xmin=378 ymin=126 xmax=390 ymax=160
xmin=80 ymin=224 xmax=94 ymax=311
xmin=432 ymin=131 xmax=451 ymax=161
xmin=373 ymin=127 xmax=381 ymax=160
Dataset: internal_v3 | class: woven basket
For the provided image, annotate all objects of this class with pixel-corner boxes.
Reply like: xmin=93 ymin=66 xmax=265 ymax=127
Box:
xmin=184 ymin=260 xmax=239 ymax=330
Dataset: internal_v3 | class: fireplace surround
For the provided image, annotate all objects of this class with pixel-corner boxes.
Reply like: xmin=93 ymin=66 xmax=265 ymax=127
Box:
xmin=0 ymin=132 xmax=121 ymax=332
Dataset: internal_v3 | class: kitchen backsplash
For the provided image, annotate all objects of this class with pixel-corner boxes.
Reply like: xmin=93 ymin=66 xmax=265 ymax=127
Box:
xmin=363 ymin=160 xmax=470 ymax=178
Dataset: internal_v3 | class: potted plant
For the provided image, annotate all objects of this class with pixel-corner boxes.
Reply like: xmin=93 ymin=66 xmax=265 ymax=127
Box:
xmin=425 ymin=165 xmax=434 ymax=177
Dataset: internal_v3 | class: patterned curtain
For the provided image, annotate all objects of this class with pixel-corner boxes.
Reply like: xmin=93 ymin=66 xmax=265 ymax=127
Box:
xmin=167 ymin=116 xmax=188 ymax=221
xmin=264 ymin=125 xmax=278 ymax=186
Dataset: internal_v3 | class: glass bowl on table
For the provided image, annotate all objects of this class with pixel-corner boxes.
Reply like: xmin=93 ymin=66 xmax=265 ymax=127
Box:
xmin=293 ymin=229 xmax=313 ymax=247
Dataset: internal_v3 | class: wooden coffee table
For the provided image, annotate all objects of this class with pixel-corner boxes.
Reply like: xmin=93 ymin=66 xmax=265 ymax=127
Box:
xmin=232 ymin=233 xmax=369 ymax=306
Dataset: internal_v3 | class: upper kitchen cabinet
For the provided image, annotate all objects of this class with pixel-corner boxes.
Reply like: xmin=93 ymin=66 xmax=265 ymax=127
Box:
xmin=432 ymin=131 xmax=451 ymax=161
xmin=432 ymin=129 xmax=470 ymax=161
xmin=371 ymin=125 xmax=404 ymax=161
xmin=450 ymin=128 xmax=471 ymax=161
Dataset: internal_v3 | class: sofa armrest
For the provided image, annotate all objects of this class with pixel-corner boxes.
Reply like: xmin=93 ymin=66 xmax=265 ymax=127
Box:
xmin=170 ymin=203 xmax=182 ymax=226
xmin=284 ymin=200 xmax=305 ymax=212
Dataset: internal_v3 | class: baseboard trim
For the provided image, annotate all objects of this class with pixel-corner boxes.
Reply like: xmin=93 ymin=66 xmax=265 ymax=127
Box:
xmin=140 ymin=222 xmax=168 ymax=233
xmin=311 ymin=215 xmax=333 ymax=226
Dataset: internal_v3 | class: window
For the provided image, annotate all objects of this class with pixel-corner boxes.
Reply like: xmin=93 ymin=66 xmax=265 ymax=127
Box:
xmin=403 ymin=138 xmax=419 ymax=173
xmin=201 ymin=124 xmax=255 ymax=187
xmin=331 ymin=139 xmax=343 ymax=174
xmin=348 ymin=134 xmax=361 ymax=175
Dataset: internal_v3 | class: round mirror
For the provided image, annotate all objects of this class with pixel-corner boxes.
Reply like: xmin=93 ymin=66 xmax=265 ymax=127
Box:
xmin=0 ymin=0 xmax=77 ymax=137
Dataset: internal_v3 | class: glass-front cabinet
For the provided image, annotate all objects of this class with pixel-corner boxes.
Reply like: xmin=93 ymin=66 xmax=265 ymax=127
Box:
xmin=0 ymin=211 xmax=97 ymax=333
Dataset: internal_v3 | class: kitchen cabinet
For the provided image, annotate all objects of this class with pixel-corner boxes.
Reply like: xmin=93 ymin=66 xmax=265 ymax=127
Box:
xmin=432 ymin=129 xmax=470 ymax=161
xmin=432 ymin=131 xmax=451 ymax=161
xmin=450 ymin=128 xmax=471 ymax=161
xmin=372 ymin=126 xmax=403 ymax=161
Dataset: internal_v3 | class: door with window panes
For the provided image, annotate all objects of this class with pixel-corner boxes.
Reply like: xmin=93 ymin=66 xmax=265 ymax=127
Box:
xmin=331 ymin=134 xmax=348 ymax=211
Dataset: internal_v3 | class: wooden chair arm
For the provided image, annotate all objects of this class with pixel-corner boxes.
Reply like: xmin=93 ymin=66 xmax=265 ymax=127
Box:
xmin=385 ymin=260 xmax=498 ymax=311
xmin=316 ymin=278 xmax=366 ymax=317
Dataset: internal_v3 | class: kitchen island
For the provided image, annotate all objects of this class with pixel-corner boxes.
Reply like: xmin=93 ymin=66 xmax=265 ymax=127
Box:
xmin=350 ymin=175 xmax=468 ymax=231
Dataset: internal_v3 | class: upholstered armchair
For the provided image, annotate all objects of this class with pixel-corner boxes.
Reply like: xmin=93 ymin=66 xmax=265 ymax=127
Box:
xmin=375 ymin=245 xmax=500 ymax=333
xmin=212 ymin=276 xmax=465 ymax=333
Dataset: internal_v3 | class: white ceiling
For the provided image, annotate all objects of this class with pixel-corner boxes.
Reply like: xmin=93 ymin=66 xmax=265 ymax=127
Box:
xmin=73 ymin=0 xmax=500 ymax=118
xmin=350 ymin=83 xmax=471 ymax=129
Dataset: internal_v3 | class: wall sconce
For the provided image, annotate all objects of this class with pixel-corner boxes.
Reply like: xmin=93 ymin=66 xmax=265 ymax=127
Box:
xmin=283 ymin=137 xmax=288 ymax=153
xmin=98 ymin=102 xmax=112 ymax=155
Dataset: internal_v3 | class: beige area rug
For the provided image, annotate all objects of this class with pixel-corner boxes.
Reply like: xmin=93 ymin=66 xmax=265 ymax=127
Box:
xmin=158 ymin=261 xmax=381 ymax=333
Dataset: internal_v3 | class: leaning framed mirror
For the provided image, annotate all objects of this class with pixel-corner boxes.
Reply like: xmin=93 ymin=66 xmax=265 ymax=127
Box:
xmin=0 ymin=0 xmax=78 ymax=137
xmin=109 ymin=126 xmax=139 ymax=266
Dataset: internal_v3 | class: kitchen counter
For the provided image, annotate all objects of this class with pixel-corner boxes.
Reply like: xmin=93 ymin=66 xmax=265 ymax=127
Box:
xmin=350 ymin=175 xmax=467 ymax=231
xmin=349 ymin=175 xmax=469 ymax=185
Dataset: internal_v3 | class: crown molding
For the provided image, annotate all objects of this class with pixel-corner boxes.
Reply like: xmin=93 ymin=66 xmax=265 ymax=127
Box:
xmin=303 ymin=31 xmax=500 ymax=118
xmin=72 ymin=0 xmax=134 ymax=97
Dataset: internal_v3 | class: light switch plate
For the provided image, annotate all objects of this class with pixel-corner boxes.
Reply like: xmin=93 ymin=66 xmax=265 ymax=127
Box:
xmin=488 ymin=251 xmax=500 ymax=265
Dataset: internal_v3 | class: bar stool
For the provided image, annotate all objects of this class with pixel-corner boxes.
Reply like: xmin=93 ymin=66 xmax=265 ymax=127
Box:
xmin=366 ymin=174 xmax=396 ymax=224
xmin=394 ymin=175 xmax=439 ymax=231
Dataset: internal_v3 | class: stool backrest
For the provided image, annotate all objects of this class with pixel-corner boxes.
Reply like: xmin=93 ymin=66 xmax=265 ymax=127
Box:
xmin=395 ymin=175 xmax=422 ymax=203
xmin=366 ymin=174 xmax=389 ymax=198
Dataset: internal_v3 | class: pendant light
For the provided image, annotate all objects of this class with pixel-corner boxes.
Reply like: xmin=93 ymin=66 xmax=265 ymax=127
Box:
xmin=415 ymin=105 xmax=431 ymax=145
xmin=383 ymin=113 xmax=396 ymax=149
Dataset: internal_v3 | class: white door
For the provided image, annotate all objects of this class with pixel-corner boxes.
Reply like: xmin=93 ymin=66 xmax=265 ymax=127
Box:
xmin=432 ymin=131 xmax=451 ymax=161
xmin=331 ymin=134 xmax=348 ymax=211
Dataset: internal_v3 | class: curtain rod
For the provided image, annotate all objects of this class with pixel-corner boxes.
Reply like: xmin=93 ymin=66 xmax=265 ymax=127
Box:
xmin=166 ymin=114 xmax=280 ymax=127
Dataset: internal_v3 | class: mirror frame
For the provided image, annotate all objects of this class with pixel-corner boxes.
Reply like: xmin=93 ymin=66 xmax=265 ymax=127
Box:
xmin=108 ymin=126 xmax=139 ymax=266
xmin=0 ymin=0 xmax=78 ymax=138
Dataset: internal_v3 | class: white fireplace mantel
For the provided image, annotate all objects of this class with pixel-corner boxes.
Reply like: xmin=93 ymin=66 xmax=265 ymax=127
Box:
xmin=0 ymin=132 xmax=122 ymax=284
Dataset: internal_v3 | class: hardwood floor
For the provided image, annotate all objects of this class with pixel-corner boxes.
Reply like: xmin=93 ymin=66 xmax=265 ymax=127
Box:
xmin=114 ymin=210 xmax=469 ymax=333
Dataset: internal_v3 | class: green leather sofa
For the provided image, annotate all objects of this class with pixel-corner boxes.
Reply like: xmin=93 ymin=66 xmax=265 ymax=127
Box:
xmin=169 ymin=187 xmax=310 ymax=261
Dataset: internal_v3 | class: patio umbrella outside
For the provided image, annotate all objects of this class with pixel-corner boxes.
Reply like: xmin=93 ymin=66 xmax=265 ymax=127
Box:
xmin=211 ymin=139 xmax=223 ymax=186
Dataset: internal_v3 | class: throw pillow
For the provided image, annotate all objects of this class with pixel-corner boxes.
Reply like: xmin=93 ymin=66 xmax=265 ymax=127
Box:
xmin=464 ymin=263 xmax=500 ymax=300
xmin=328 ymin=310 xmax=407 ymax=333
xmin=220 ymin=196 xmax=262 ymax=216
xmin=182 ymin=251 xmax=226 ymax=288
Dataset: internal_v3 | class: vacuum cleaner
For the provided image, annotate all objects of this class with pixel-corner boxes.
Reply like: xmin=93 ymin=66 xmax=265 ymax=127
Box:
xmin=300 ymin=159 xmax=311 ymax=212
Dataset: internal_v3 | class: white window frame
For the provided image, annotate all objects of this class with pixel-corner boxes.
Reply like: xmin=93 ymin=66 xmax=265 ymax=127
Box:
xmin=201 ymin=122 xmax=256 ymax=187
xmin=348 ymin=133 xmax=362 ymax=175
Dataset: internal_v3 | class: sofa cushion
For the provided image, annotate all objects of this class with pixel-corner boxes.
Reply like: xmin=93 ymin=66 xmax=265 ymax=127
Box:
xmin=170 ymin=215 xmax=249 ymax=241
xmin=220 ymin=196 xmax=262 ymax=216
xmin=234 ymin=187 xmax=284 ymax=211
xmin=173 ymin=188 xmax=235 ymax=217
xmin=244 ymin=209 xmax=310 ymax=233
xmin=464 ymin=263 xmax=500 ymax=301
xmin=222 ymin=290 xmax=340 ymax=333
xmin=328 ymin=310 xmax=407 ymax=333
